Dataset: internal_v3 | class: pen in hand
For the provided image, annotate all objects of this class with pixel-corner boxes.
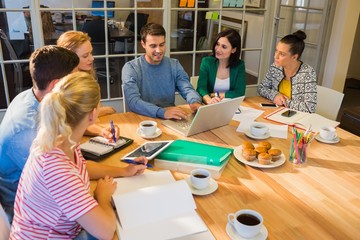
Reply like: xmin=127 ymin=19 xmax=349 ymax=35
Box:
xmin=110 ymin=120 xmax=116 ymax=142
xmin=121 ymin=159 xmax=153 ymax=168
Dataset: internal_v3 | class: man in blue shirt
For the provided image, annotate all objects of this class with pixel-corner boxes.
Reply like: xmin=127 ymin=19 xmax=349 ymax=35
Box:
xmin=122 ymin=23 xmax=202 ymax=119
xmin=0 ymin=46 xmax=79 ymax=222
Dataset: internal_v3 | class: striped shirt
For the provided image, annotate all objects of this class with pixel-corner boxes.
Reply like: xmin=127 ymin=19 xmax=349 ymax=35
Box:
xmin=10 ymin=145 xmax=98 ymax=239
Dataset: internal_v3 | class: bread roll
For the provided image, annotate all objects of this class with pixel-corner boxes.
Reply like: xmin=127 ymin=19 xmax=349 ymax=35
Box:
xmin=242 ymin=148 xmax=257 ymax=161
xmin=255 ymin=146 xmax=267 ymax=156
xmin=242 ymin=141 xmax=254 ymax=150
xmin=258 ymin=153 xmax=272 ymax=165
xmin=258 ymin=141 xmax=272 ymax=150
xmin=268 ymin=148 xmax=282 ymax=161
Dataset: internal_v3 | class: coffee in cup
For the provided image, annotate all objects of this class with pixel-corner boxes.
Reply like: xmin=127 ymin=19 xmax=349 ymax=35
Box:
xmin=319 ymin=126 xmax=336 ymax=140
xmin=190 ymin=169 xmax=210 ymax=190
xmin=250 ymin=123 xmax=268 ymax=137
xmin=139 ymin=120 xmax=157 ymax=137
xmin=228 ymin=209 xmax=263 ymax=238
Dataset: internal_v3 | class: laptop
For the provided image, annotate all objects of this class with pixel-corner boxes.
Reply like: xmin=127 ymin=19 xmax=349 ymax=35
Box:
xmin=162 ymin=96 xmax=245 ymax=136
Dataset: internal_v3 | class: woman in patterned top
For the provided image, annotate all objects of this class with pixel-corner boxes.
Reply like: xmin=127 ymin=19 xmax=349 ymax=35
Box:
xmin=10 ymin=72 xmax=148 ymax=239
xmin=257 ymin=30 xmax=317 ymax=113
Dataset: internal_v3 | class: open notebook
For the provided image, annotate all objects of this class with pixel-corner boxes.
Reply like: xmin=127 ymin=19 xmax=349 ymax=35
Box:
xmin=80 ymin=136 xmax=133 ymax=160
xmin=112 ymin=170 xmax=214 ymax=240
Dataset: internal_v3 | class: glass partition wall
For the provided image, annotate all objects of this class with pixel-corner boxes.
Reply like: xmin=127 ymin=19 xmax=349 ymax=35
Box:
xmin=0 ymin=0 xmax=267 ymax=112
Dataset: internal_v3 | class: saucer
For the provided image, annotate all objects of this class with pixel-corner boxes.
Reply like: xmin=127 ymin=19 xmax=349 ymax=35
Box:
xmin=226 ymin=223 xmax=268 ymax=240
xmin=136 ymin=127 xmax=162 ymax=139
xmin=185 ymin=177 xmax=218 ymax=196
xmin=315 ymin=134 xmax=340 ymax=144
xmin=244 ymin=129 xmax=270 ymax=140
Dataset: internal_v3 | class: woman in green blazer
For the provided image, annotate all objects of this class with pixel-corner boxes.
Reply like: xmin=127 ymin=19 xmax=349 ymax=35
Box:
xmin=197 ymin=29 xmax=246 ymax=104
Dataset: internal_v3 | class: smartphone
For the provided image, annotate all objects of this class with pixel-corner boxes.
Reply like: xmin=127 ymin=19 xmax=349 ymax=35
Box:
xmin=260 ymin=103 xmax=278 ymax=108
xmin=281 ymin=110 xmax=297 ymax=117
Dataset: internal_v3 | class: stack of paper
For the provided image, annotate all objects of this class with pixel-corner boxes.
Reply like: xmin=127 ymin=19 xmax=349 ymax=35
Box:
xmin=112 ymin=170 xmax=214 ymax=240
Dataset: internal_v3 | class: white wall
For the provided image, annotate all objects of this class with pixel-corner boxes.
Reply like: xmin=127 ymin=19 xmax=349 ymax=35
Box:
xmin=322 ymin=0 xmax=360 ymax=91
xmin=222 ymin=11 xmax=264 ymax=77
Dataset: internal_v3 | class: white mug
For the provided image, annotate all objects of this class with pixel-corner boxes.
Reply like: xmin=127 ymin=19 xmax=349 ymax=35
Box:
xmin=139 ymin=120 xmax=157 ymax=137
xmin=319 ymin=126 xmax=336 ymax=140
xmin=228 ymin=209 xmax=263 ymax=238
xmin=250 ymin=123 xmax=268 ymax=137
xmin=190 ymin=169 xmax=210 ymax=190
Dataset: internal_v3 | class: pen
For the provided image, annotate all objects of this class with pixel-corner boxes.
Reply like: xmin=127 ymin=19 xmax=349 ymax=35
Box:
xmin=121 ymin=159 xmax=153 ymax=168
xmin=215 ymin=91 xmax=220 ymax=98
xmin=110 ymin=120 xmax=116 ymax=142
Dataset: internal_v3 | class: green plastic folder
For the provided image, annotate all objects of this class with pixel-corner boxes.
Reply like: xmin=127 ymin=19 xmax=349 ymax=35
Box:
xmin=156 ymin=140 xmax=233 ymax=166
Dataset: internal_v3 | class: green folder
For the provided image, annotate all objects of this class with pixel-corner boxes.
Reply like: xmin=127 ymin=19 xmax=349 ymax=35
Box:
xmin=156 ymin=140 xmax=233 ymax=166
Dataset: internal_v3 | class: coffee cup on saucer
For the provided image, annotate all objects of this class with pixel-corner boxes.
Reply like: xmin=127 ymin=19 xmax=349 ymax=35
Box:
xmin=228 ymin=209 xmax=263 ymax=238
xmin=190 ymin=169 xmax=210 ymax=190
xmin=319 ymin=126 xmax=336 ymax=140
xmin=139 ymin=120 xmax=157 ymax=137
xmin=250 ymin=123 xmax=268 ymax=137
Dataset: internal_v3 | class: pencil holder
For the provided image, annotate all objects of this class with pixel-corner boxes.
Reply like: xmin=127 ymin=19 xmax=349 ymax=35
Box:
xmin=289 ymin=136 xmax=309 ymax=164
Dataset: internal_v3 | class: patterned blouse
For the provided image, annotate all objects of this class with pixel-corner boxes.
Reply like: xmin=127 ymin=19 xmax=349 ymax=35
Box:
xmin=257 ymin=62 xmax=317 ymax=113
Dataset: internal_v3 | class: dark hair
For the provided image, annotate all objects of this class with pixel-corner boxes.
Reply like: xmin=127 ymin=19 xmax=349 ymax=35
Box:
xmin=280 ymin=30 xmax=307 ymax=59
xmin=140 ymin=23 xmax=166 ymax=43
xmin=212 ymin=29 xmax=241 ymax=68
xmin=29 ymin=45 xmax=79 ymax=91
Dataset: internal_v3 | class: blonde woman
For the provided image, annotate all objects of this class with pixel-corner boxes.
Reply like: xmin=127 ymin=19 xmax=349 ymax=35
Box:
xmin=10 ymin=72 xmax=148 ymax=239
xmin=57 ymin=31 xmax=116 ymax=117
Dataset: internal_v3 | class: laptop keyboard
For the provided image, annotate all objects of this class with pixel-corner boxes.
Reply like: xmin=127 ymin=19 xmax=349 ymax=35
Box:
xmin=176 ymin=114 xmax=195 ymax=130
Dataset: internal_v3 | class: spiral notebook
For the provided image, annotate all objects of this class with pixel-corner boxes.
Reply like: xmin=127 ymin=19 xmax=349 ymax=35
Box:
xmin=80 ymin=136 xmax=133 ymax=161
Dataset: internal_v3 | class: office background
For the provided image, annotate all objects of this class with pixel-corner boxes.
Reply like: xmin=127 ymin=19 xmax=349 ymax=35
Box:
xmin=0 ymin=0 xmax=359 ymax=122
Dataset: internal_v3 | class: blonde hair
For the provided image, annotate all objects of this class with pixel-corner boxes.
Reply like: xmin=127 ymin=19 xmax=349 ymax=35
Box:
xmin=33 ymin=72 xmax=100 ymax=154
xmin=57 ymin=31 xmax=96 ymax=78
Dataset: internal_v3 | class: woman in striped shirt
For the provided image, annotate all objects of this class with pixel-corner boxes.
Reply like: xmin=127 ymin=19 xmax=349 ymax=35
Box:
xmin=10 ymin=72 xmax=148 ymax=239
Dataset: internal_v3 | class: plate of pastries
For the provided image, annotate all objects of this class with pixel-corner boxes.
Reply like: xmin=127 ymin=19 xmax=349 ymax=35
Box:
xmin=233 ymin=141 xmax=286 ymax=168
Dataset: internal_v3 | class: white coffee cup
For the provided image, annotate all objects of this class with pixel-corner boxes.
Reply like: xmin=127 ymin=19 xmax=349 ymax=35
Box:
xmin=190 ymin=169 xmax=210 ymax=190
xmin=250 ymin=123 xmax=268 ymax=137
xmin=139 ymin=120 xmax=157 ymax=137
xmin=228 ymin=209 xmax=263 ymax=238
xmin=319 ymin=126 xmax=336 ymax=140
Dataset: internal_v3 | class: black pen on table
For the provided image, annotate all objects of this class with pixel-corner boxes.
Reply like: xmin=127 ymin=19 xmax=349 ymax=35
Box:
xmin=121 ymin=159 xmax=153 ymax=168
xmin=110 ymin=120 xmax=116 ymax=142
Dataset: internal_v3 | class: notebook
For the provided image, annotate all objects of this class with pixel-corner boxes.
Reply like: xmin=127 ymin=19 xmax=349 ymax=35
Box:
xmin=162 ymin=96 xmax=245 ymax=136
xmin=112 ymin=170 xmax=214 ymax=240
xmin=156 ymin=140 xmax=233 ymax=166
xmin=264 ymin=107 xmax=340 ymax=132
xmin=80 ymin=136 xmax=133 ymax=161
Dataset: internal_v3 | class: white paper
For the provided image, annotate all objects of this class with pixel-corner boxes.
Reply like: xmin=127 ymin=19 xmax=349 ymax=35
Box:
xmin=232 ymin=106 xmax=264 ymax=122
xmin=236 ymin=121 xmax=288 ymax=139
xmin=112 ymin=171 xmax=208 ymax=240
xmin=113 ymin=170 xmax=175 ymax=195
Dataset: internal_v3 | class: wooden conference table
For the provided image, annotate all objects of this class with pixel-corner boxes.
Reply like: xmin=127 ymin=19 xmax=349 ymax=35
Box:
xmin=89 ymin=96 xmax=360 ymax=240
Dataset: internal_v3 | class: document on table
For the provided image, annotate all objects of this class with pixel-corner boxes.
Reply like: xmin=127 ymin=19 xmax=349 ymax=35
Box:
xmin=232 ymin=106 xmax=264 ymax=122
xmin=112 ymin=170 xmax=211 ymax=240
xmin=237 ymin=121 xmax=289 ymax=139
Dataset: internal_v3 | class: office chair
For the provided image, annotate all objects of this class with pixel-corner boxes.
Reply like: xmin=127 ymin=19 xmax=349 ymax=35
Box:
xmin=125 ymin=13 xmax=149 ymax=36
xmin=316 ymin=85 xmax=344 ymax=120
xmin=120 ymin=13 xmax=149 ymax=52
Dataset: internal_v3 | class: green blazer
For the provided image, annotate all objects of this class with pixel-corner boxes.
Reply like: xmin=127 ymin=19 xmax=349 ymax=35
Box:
xmin=197 ymin=56 xmax=246 ymax=98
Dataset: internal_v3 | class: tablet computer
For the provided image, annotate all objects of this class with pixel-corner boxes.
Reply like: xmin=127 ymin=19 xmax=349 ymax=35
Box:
xmin=122 ymin=140 xmax=173 ymax=160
